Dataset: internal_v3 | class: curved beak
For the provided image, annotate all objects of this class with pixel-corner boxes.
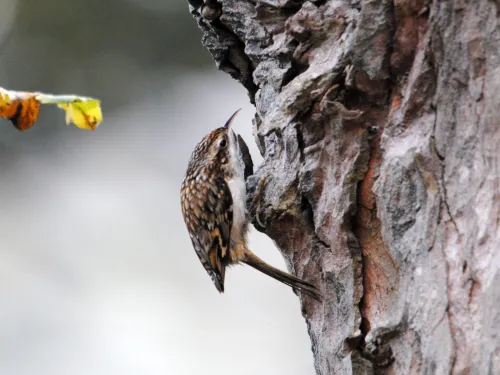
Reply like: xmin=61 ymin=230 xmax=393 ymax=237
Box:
xmin=223 ymin=108 xmax=241 ymax=131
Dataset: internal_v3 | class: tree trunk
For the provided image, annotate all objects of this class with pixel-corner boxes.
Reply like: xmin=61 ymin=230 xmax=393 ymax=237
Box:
xmin=187 ymin=0 xmax=500 ymax=374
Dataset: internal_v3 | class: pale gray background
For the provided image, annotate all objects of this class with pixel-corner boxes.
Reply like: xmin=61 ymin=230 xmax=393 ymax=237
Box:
xmin=0 ymin=0 xmax=314 ymax=374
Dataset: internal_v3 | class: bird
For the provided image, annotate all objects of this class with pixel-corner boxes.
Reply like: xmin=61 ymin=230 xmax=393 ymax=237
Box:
xmin=180 ymin=109 xmax=322 ymax=300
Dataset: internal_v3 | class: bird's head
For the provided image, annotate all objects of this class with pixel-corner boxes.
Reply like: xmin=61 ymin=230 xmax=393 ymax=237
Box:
xmin=189 ymin=109 xmax=241 ymax=169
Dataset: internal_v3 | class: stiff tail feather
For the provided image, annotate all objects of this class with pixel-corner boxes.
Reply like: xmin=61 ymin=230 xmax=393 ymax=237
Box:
xmin=242 ymin=250 xmax=322 ymax=301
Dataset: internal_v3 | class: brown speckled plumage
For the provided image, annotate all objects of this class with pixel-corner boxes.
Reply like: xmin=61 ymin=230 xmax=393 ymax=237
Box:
xmin=181 ymin=125 xmax=234 ymax=291
xmin=180 ymin=110 xmax=322 ymax=300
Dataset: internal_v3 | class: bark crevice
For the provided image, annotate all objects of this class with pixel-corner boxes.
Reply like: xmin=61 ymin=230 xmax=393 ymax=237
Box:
xmin=187 ymin=0 xmax=500 ymax=373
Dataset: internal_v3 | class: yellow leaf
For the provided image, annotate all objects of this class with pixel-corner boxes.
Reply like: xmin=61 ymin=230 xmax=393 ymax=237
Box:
xmin=57 ymin=100 xmax=103 ymax=131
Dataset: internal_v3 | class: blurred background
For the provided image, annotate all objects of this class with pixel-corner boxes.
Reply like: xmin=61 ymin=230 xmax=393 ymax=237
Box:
xmin=0 ymin=1 xmax=315 ymax=374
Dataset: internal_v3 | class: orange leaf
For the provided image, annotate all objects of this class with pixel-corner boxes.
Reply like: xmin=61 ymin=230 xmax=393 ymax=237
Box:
xmin=0 ymin=92 xmax=41 ymax=131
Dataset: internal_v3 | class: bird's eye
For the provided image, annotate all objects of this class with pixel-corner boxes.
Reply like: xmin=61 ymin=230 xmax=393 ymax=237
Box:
xmin=219 ymin=138 xmax=227 ymax=148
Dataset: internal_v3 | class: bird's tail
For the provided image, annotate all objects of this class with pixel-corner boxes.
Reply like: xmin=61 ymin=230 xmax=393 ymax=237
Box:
xmin=241 ymin=250 xmax=322 ymax=301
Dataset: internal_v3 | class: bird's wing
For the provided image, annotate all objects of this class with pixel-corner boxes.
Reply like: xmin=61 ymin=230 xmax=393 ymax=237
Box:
xmin=181 ymin=176 xmax=233 ymax=292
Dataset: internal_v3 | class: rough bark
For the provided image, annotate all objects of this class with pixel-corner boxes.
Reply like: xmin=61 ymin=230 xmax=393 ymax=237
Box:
xmin=187 ymin=0 xmax=500 ymax=374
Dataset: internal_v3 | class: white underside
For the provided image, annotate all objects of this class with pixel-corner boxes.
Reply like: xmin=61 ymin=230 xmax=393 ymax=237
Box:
xmin=227 ymin=130 xmax=248 ymax=244
xmin=227 ymin=176 xmax=247 ymax=241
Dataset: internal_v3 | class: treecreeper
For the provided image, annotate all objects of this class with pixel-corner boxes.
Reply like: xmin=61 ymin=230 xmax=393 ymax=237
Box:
xmin=180 ymin=109 xmax=322 ymax=301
